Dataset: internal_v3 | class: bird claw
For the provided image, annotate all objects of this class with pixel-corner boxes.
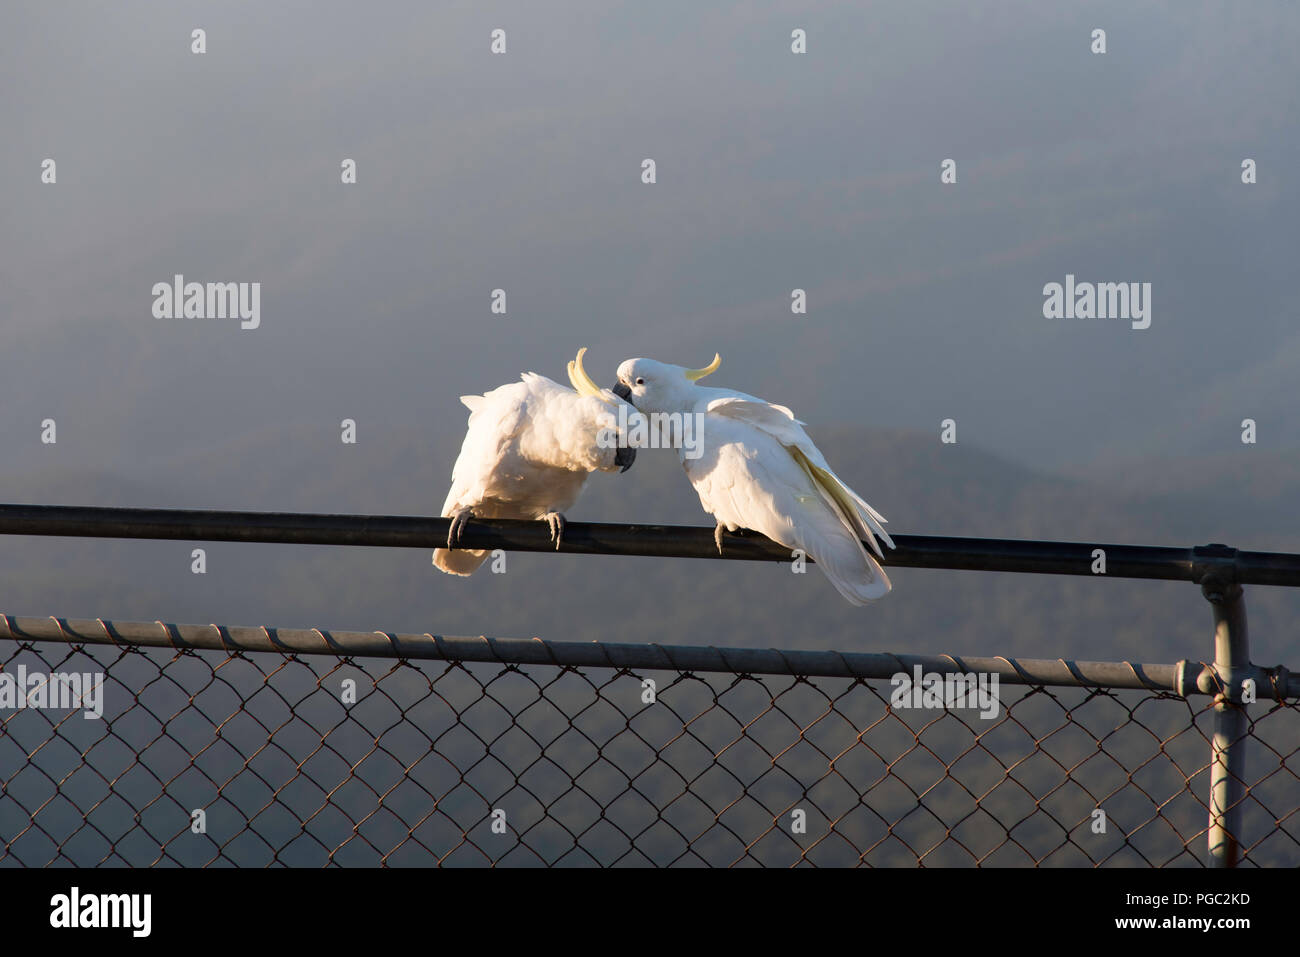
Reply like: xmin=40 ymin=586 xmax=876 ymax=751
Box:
xmin=447 ymin=508 xmax=474 ymax=548
xmin=544 ymin=511 xmax=566 ymax=549
xmin=714 ymin=522 xmax=726 ymax=555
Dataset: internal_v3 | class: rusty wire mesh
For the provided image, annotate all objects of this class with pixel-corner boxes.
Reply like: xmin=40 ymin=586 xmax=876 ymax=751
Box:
xmin=0 ymin=634 xmax=1296 ymax=867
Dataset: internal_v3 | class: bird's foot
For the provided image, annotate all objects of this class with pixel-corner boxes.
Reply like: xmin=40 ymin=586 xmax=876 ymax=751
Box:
xmin=543 ymin=511 xmax=566 ymax=549
xmin=714 ymin=521 xmax=726 ymax=555
xmin=447 ymin=507 xmax=475 ymax=548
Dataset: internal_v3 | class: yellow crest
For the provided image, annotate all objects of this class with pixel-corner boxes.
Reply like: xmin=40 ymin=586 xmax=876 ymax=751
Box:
xmin=684 ymin=353 xmax=721 ymax=381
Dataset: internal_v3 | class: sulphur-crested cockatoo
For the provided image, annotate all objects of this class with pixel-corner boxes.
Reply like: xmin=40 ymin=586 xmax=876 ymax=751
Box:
xmin=433 ymin=349 xmax=635 ymax=576
xmin=611 ymin=354 xmax=894 ymax=604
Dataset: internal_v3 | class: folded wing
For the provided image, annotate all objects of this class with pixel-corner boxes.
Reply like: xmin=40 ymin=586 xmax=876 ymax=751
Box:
xmin=705 ymin=396 xmax=893 ymax=555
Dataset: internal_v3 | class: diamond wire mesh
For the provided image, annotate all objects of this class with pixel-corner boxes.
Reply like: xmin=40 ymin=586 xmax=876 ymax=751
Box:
xmin=0 ymin=636 xmax=1296 ymax=867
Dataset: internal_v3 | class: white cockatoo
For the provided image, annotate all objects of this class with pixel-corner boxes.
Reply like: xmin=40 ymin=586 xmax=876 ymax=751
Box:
xmin=611 ymin=354 xmax=895 ymax=604
xmin=433 ymin=349 xmax=635 ymax=576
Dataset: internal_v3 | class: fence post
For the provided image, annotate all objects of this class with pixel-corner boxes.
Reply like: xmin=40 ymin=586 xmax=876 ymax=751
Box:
xmin=1198 ymin=545 xmax=1249 ymax=868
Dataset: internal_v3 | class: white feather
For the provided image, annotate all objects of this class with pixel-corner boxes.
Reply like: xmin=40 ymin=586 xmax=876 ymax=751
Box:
xmin=433 ymin=373 xmax=625 ymax=576
xmin=615 ymin=357 xmax=895 ymax=605
xmin=691 ymin=403 xmax=892 ymax=604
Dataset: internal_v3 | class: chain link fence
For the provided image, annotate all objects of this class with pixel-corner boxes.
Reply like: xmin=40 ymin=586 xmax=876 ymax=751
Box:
xmin=1 ymin=617 xmax=1296 ymax=867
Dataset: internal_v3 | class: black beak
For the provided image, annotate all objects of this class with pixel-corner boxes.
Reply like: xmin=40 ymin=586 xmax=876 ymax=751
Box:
xmin=612 ymin=382 xmax=632 ymax=401
xmin=615 ymin=444 xmax=636 ymax=473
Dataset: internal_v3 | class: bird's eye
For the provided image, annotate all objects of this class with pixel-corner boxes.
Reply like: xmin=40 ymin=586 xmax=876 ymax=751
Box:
xmin=635 ymin=377 xmax=645 ymax=386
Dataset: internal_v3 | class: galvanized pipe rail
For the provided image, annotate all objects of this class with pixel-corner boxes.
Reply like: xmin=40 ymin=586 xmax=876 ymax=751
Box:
xmin=2 ymin=501 xmax=1297 ymax=867
xmin=2 ymin=614 xmax=1296 ymax=700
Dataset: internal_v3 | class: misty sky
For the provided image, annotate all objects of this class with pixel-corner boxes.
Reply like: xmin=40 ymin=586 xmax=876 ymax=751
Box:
xmin=2 ymin=0 xmax=1298 ymax=484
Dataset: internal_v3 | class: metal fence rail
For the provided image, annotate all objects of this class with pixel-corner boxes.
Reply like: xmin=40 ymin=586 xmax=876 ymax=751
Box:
xmin=3 ymin=504 xmax=1300 ymax=584
xmin=0 ymin=503 xmax=1297 ymax=866
xmin=0 ymin=617 xmax=1296 ymax=868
